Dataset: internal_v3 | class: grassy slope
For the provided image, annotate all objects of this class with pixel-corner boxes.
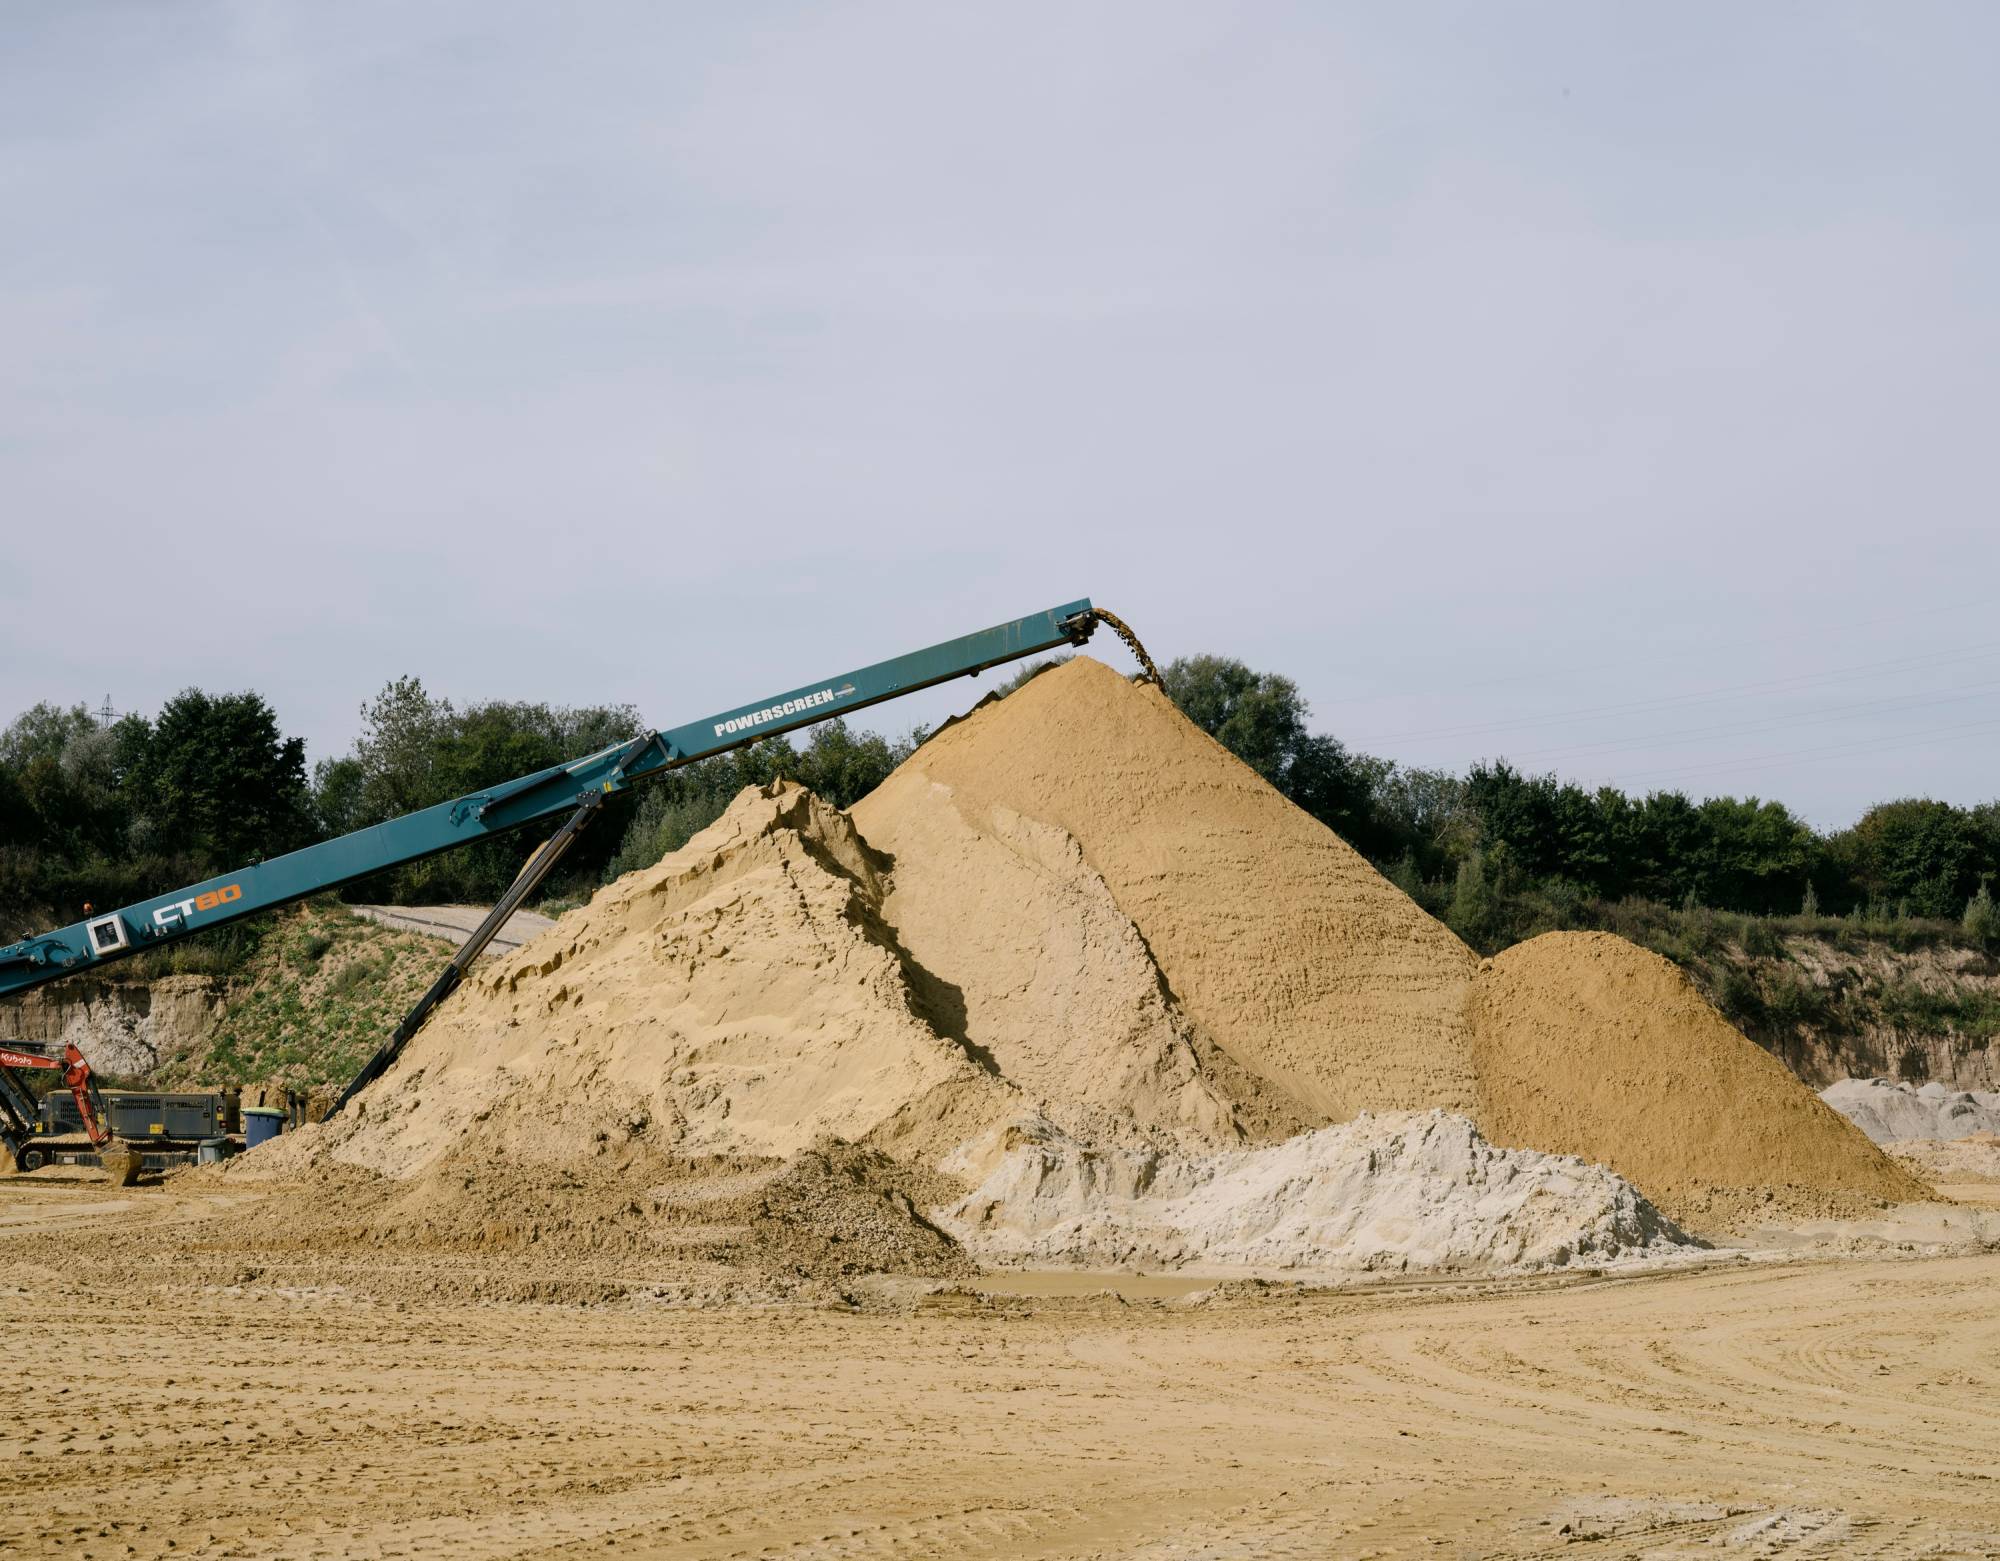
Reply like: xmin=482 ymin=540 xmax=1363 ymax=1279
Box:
xmin=153 ymin=900 xmax=442 ymax=1092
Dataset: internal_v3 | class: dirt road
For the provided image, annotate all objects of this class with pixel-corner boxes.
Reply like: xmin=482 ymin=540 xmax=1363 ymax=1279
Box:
xmin=4 ymin=1180 xmax=1997 ymax=1558
xmin=348 ymin=903 xmax=556 ymax=954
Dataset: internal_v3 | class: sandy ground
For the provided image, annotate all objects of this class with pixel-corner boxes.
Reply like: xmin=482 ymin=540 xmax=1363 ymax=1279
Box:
xmin=6 ymin=1178 xmax=1999 ymax=1559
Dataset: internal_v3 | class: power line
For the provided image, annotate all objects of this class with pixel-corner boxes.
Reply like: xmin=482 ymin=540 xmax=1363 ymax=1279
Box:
xmin=1352 ymin=640 xmax=2000 ymax=749
xmin=1492 ymin=681 xmax=2000 ymax=766
xmin=1317 ymin=591 xmax=2000 ymax=710
xmin=1594 ymin=713 xmax=2000 ymax=789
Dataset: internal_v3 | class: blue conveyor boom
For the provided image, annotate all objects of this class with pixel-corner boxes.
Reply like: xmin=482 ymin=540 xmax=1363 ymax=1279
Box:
xmin=0 ymin=600 xmax=1102 ymax=1010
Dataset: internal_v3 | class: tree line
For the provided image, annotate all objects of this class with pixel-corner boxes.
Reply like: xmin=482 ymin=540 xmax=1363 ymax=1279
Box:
xmin=0 ymin=692 xmax=313 ymax=930
xmin=0 ymin=681 xmax=916 ymax=932
xmin=4 ymin=658 xmax=1996 ymax=957
xmin=1157 ymin=654 xmax=2000 ymax=952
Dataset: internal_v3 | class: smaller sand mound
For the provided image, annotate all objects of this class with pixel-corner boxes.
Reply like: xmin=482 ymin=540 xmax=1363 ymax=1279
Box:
xmin=1469 ymin=933 xmax=1926 ymax=1228
xmin=704 ymin=1141 xmax=974 ymax=1280
xmin=223 ymin=1139 xmax=973 ymax=1281
xmin=934 ymin=1110 xmax=1698 ymax=1274
xmin=1820 ymin=1078 xmax=2000 ymax=1144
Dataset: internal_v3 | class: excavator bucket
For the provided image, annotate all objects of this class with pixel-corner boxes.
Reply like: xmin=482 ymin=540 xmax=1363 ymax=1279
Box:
xmin=101 ymin=1144 xmax=142 ymax=1187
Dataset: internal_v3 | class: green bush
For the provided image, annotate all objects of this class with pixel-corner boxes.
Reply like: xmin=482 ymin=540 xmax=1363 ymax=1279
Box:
xmin=609 ymin=791 xmax=734 ymax=879
xmin=1760 ymin=968 xmax=1833 ymax=1029
xmin=1739 ymin=917 xmax=1787 ymax=960
xmin=330 ymin=956 xmax=387 ymax=997
xmin=1713 ymin=965 xmax=1765 ymax=1027
xmin=1873 ymin=980 xmax=2000 ymax=1038
xmin=1965 ymin=883 xmax=2000 ymax=950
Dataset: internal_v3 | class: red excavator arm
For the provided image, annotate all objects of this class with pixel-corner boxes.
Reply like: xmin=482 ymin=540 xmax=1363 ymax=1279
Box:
xmin=0 ymin=1041 xmax=114 ymax=1148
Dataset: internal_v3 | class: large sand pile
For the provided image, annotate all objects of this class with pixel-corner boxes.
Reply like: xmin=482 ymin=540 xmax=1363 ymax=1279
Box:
xmin=280 ymin=768 xmax=1324 ymax=1187
xmin=854 ymin=656 xmax=1481 ymax=1125
xmin=245 ymin=654 xmax=1922 ymax=1270
xmin=861 ymin=660 xmax=1908 ymax=1227
xmin=1469 ymin=933 xmax=1926 ymax=1224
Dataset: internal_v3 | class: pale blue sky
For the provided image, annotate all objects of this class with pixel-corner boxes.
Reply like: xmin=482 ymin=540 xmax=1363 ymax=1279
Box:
xmin=4 ymin=3 xmax=1995 ymax=828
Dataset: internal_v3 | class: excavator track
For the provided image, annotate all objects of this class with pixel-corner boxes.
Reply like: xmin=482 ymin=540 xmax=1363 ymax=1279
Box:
xmin=14 ymin=1134 xmax=167 ymax=1181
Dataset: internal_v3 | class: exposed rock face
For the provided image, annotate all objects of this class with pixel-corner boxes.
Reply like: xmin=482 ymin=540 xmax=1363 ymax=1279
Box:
xmin=1772 ymin=1028 xmax=2000 ymax=1093
xmin=1744 ymin=940 xmax=2000 ymax=1092
xmin=0 ymin=974 xmax=220 ymax=1078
